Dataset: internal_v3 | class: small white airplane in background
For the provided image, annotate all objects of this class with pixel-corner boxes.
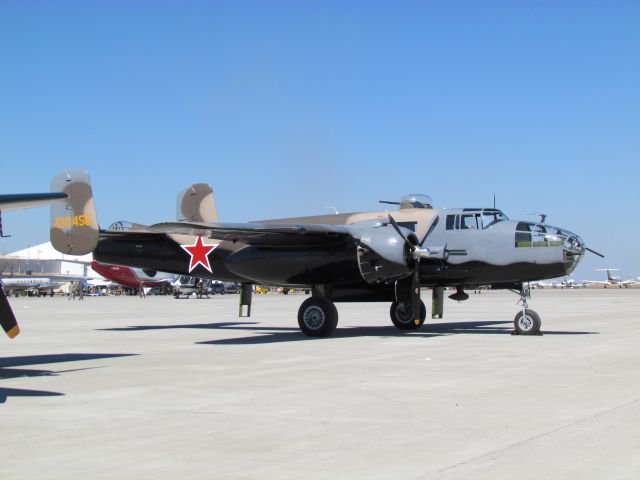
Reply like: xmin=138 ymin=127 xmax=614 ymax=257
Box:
xmin=530 ymin=276 xmax=585 ymax=289
xmin=1 ymin=277 xmax=64 ymax=297
xmin=584 ymin=269 xmax=638 ymax=288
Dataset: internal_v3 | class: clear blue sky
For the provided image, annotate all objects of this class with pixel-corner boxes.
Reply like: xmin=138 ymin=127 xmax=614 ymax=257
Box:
xmin=1 ymin=1 xmax=638 ymax=280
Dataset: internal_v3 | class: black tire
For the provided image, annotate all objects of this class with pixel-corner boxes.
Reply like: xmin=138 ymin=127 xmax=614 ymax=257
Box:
xmin=514 ymin=309 xmax=541 ymax=335
xmin=297 ymin=297 xmax=338 ymax=337
xmin=390 ymin=300 xmax=427 ymax=330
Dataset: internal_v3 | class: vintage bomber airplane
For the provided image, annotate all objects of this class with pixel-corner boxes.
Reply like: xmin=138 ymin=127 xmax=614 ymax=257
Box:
xmin=49 ymin=169 xmax=597 ymax=338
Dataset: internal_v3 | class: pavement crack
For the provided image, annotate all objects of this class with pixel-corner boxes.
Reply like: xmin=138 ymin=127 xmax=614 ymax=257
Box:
xmin=434 ymin=396 xmax=640 ymax=475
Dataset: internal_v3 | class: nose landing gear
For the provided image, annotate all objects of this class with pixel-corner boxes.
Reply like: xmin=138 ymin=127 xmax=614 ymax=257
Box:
xmin=512 ymin=284 xmax=541 ymax=335
xmin=390 ymin=300 xmax=427 ymax=330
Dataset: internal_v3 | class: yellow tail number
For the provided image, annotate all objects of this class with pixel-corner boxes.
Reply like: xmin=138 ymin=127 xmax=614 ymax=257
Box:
xmin=53 ymin=214 xmax=93 ymax=229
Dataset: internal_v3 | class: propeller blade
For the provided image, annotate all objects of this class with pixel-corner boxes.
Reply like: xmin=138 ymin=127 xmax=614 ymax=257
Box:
xmin=389 ymin=214 xmax=422 ymax=324
xmin=586 ymin=247 xmax=605 ymax=259
xmin=387 ymin=214 xmax=410 ymax=246
xmin=412 ymin=268 xmax=421 ymax=326
xmin=0 ymin=286 xmax=20 ymax=338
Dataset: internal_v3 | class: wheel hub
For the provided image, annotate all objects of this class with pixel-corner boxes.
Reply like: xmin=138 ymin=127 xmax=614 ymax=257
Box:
xmin=303 ymin=306 xmax=325 ymax=330
xmin=518 ymin=314 xmax=533 ymax=331
xmin=394 ymin=303 xmax=413 ymax=324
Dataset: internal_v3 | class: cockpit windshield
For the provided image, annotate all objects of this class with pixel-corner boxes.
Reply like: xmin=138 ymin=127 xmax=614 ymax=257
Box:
xmin=480 ymin=209 xmax=508 ymax=229
xmin=445 ymin=209 xmax=508 ymax=230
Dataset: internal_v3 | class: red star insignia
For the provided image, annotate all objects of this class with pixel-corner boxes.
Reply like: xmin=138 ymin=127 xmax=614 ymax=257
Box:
xmin=180 ymin=236 xmax=219 ymax=273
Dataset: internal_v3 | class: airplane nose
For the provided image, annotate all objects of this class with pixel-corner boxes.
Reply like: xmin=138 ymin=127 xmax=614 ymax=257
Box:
xmin=562 ymin=232 xmax=585 ymax=273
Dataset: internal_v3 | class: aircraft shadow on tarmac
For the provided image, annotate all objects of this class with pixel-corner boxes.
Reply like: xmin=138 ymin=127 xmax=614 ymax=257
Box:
xmin=98 ymin=321 xmax=259 ymax=332
xmin=0 ymin=353 xmax=137 ymax=404
xmin=195 ymin=320 xmax=599 ymax=345
xmin=198 ymin=325 xmax=443 ymax=345
xmin=100 ymin=321 xmax=440 ymax=344
xmin=426 ymin=320 xmax=600 ymax=336
xmin=97 ymin=320 xmax=598 ymax=346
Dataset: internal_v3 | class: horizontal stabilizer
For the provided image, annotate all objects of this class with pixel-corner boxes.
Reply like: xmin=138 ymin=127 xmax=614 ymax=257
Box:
xmin=0 ymin=192 xmax=68 ymax=211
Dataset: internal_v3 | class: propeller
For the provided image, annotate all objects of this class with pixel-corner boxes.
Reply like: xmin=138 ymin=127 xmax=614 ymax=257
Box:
xmin=0 ymin=284 xmax=20 ymax=338
xmin=387 ymin=215 xmax=422 ymax=325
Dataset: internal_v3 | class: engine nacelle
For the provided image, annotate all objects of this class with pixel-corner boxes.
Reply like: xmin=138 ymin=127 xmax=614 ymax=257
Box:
xmin=354 ymin=224 xmax=417 ymax=284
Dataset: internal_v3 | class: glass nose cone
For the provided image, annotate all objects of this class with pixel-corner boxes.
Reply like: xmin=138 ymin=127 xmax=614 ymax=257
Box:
xmin=562 ymin=233 xmax=585 ymax=274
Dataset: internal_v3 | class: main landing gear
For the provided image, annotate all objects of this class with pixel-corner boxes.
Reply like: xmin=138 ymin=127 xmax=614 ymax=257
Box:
xmin=295 ymin=293 xmax=429 ymax=337
xmin=512 ymin=284 xmax=541 ymax=335
xmin=297 ymin=297 xmax=338 ymax=337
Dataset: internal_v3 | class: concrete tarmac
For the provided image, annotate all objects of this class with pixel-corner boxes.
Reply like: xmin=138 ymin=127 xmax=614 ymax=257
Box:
xmin=1 ymin=289 xmax=639 ymax=479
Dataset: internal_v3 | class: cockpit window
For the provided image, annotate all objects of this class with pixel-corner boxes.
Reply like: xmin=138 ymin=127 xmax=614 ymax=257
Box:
xmin=460 ymin=214 xmax=478 ymax=229
xmin=480 ymin=210 xmax=508 ymax=229
xmin=446 ymin=215 xmax=455 ymax=230
xmin=446 ymin=209 xmax=508 ymax=230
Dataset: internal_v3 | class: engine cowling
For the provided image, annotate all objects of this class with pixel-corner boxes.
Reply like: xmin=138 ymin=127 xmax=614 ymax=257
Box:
xmin=355 ymin=224 xmax=418 ymax=284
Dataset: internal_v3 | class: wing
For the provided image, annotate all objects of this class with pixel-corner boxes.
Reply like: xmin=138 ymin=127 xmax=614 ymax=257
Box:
xmin=0 ymin=192 xmax=68 ymax=211
xmin=149 ymin=221 xmax=353 ymax=247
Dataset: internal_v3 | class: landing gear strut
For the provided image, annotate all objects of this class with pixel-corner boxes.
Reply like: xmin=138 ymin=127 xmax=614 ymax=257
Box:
xmin=512 ymin=284 xmax=541 ymax=335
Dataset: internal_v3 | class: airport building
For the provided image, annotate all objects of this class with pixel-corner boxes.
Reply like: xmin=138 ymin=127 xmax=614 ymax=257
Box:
xmin=0 ymin=241 xmax=92 ymax=277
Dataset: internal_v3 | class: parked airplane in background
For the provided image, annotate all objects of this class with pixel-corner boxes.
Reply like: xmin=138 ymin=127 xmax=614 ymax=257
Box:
xmin=585 ymin=269 xmax=638 ymax=288
xmin=1 ymin=190 xmax=68 ymax=338
xmin=91 ymin=260 xmax=176 ymax=289
xmin=1 ymin=276 xmax=64 ymax=296
xmin=48 ymin=169 xmax=601 ymax=338
xmin=531 ymin=277 xmax=586 ymax=289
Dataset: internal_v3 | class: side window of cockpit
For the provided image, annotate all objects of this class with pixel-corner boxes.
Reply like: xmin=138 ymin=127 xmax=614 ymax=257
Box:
xmin=446 ymin=215 xmax=455 ymax=230
xmin=460 ymin=214 xmax=479 ymax=230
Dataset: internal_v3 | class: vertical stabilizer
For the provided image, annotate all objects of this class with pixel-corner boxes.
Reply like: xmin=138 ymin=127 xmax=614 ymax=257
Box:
xmin=50 ymin=169 xmax=99 ymax=255
xmin=177 ymin=183 xmax=218 ymax=222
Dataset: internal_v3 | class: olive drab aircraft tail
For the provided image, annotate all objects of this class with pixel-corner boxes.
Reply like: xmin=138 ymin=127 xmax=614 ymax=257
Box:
xmin=176 ymin=183 xmax=219 ymax=223
xmin=50 ymin=169 xmax=99 ymax=256
xmin=50 ymin=169 xmax=602 ymax=338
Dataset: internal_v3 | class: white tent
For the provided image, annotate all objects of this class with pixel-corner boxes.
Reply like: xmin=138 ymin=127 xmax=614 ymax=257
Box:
xmin=2 ymin=241 xmax=97 ymax=278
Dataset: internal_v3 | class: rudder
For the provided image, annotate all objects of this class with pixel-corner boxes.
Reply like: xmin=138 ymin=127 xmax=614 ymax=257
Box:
xmin=176 ymin=183 xmax=218 ymax=223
